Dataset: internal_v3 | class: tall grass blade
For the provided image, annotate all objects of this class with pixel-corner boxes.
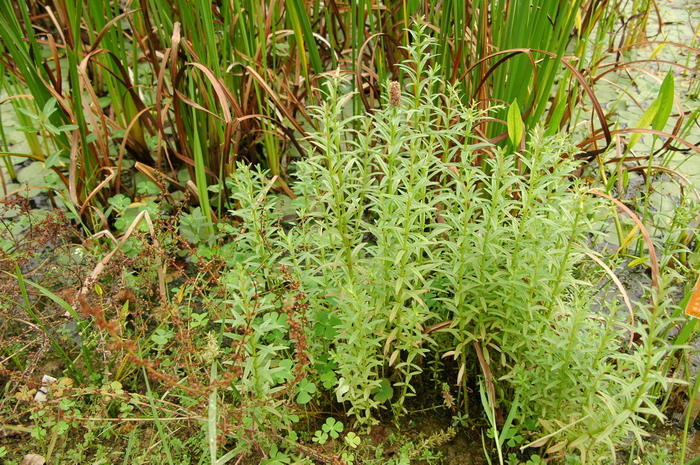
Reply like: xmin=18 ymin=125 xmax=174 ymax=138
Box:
xmin=8 ymin=265 xmax=84 ymax=384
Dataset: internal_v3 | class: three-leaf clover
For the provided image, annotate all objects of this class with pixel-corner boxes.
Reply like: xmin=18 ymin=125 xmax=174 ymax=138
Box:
xmin=151 ymin=328 xmax=173 ymax=346
xmin=312 ymin=430 xmax=328 ymax=444
xmin=295 ymin=378 xmax=317 ymax=404
xmin=322 ymin=417 xmax=343 ymax=439
xmin=344 ymin=432 xmax=361 ymax=449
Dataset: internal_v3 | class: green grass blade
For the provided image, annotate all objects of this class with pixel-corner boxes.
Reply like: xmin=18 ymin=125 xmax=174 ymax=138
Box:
xmin=287 ymin=0 xmax=324 ymax=81
xmin=208 ymin=363 xmax=217 ymax=464
xmin=8 ymin=266 xmax=84 ymax=384
xmin=142 ymin=367 xmax=175 ymax=465
xmin=192 ymin=122 xmax=215 ymax=238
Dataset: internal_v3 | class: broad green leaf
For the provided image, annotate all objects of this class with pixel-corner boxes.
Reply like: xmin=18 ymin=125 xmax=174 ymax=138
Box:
xmin=628 ymin=71 xmax=675 ymax=150
xmin=507 ymin=100 xmax=523 ymax=147
xmin=44 ymin=123 xmax=61 ymax=135
xmin=652 ymin=71 xmax=674 ymax=132
xmin=628 ymin=98 xmax=660 ymax=150
xmin=41 ymin=97 xmax=57 ymax=116
xmin=44 ymin=150 xmax=64 ymax=169
xmin=17 ymin=107 xmax=38 ymax=121
xmin=544 ymin=97 xmax=567 ymax=137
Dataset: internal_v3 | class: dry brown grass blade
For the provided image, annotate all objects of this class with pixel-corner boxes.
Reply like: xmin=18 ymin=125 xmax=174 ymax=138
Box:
xmin=593 ymin=73 xmax=685 ymax=155
xmin=593 ymin=59 xmax=697 ymax=85
xmin=153 ymin=47 xmax=175 ymax=170
xmin=172 ymin=89 xmax=225 ymax=121
xmin=77 ymin=49 xmax=157 ymax=161
xmin=115 ymin=105 xmax=159 ymax=192
xmin=556 ymin=58 xmax=613 ymax=156
xmin=264 ymin=66 xmax=314 ymax=127
xmin=87 ymin=204 xmax=109 ymax=231
xmin=459 ymin=48 xmax=611 ymax=155
xmin=589 ymin=190 xmax=659 ymax=294
xmin=134 ymin=162 xmax=185 ymax=191
xmin=245 ymin=65 xmax=307 ymax=137
xmin=459 ymin=49 xmax=539 ymax=117
xmin=45 ymin=34 xmax=62 ymax=94
xmin=596 ymin=64 xmax=687 ymax=154
xmin=168 ymin=23 xmax=201 ymax=173
xmin=0 ymin=94 xmax=35 ymax=105
xmin=0 ymin=185 xmax=64 ymax=202
xmin=165 ymin=23 xmax=241 ymax=175
xmin=87 ymin=9 xmax=135 ymax=54
xmin=578 ymin=247 xmax=634 ymax=323
xmin=78 ymin=167 xmax=116 ymax=216
xmin=627 ymin=165 xmax=700 ymax=202
xmin=79 ymin=210 xmax=166 ymax=302
xmin=423 ymin=319 xmax=453 ymax=335
xmin=228 ymin=114 xmax=306 ymax=168
xmin=76 ymin=60 xmax=111 ymax=165
xmin=78 ymin=49 xmax=158 ymax=130
xmin=474 ymin=340 xmax=502 ymax=425
xmin=185 ymin=180 xmax=200 ymax=203
xmin=611 ymin=40 xmax=700 ymax=60
xmin=184 ymin=63 xmax=233 ymax=123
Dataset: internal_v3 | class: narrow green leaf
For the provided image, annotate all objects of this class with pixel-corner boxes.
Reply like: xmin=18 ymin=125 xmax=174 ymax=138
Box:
xmin=208 ymin=363 xmax=218 ymax=464
xmin=6 ymin=267 xmax=84 ymax=383
xmin=287 ymin=0 xmax=323 ymax=78
xmin=652 ymin=71 xmax=674 ymax=132
xmin=192 ymin=121 xmax=215 ymax=238
xmin=507 ymin=100 xmax=524 ymax=147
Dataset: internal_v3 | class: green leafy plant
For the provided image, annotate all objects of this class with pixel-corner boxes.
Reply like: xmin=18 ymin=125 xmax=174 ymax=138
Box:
xmin=219 ymin=28 xmax=683 ymax=462
xmin=2 ymin=8 xmax=696 ymax=464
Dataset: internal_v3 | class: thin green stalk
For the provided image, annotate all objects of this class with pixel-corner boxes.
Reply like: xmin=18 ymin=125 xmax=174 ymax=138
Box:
xmin=142 ymin=367 xmax=175 ymax=465
xmin=192 ymin=122 xmax=215 ymax=238
xmin=208 ymin=363 xmax=218 ymax=464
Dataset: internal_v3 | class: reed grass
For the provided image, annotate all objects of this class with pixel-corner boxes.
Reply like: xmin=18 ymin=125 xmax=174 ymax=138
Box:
xmin=0 ymin=0 xmax=669 ymax=221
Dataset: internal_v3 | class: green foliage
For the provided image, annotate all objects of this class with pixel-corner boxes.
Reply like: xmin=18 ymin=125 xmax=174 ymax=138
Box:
xmin=1 ymin=12 xmax=695 ymax=465
xmin=215 ymin=30 xmax=683 ymax=461
xmin=0 ymin=0 xmax=683 ymax=228
xmin=213 ymin=35 xmax=671 ymax=460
